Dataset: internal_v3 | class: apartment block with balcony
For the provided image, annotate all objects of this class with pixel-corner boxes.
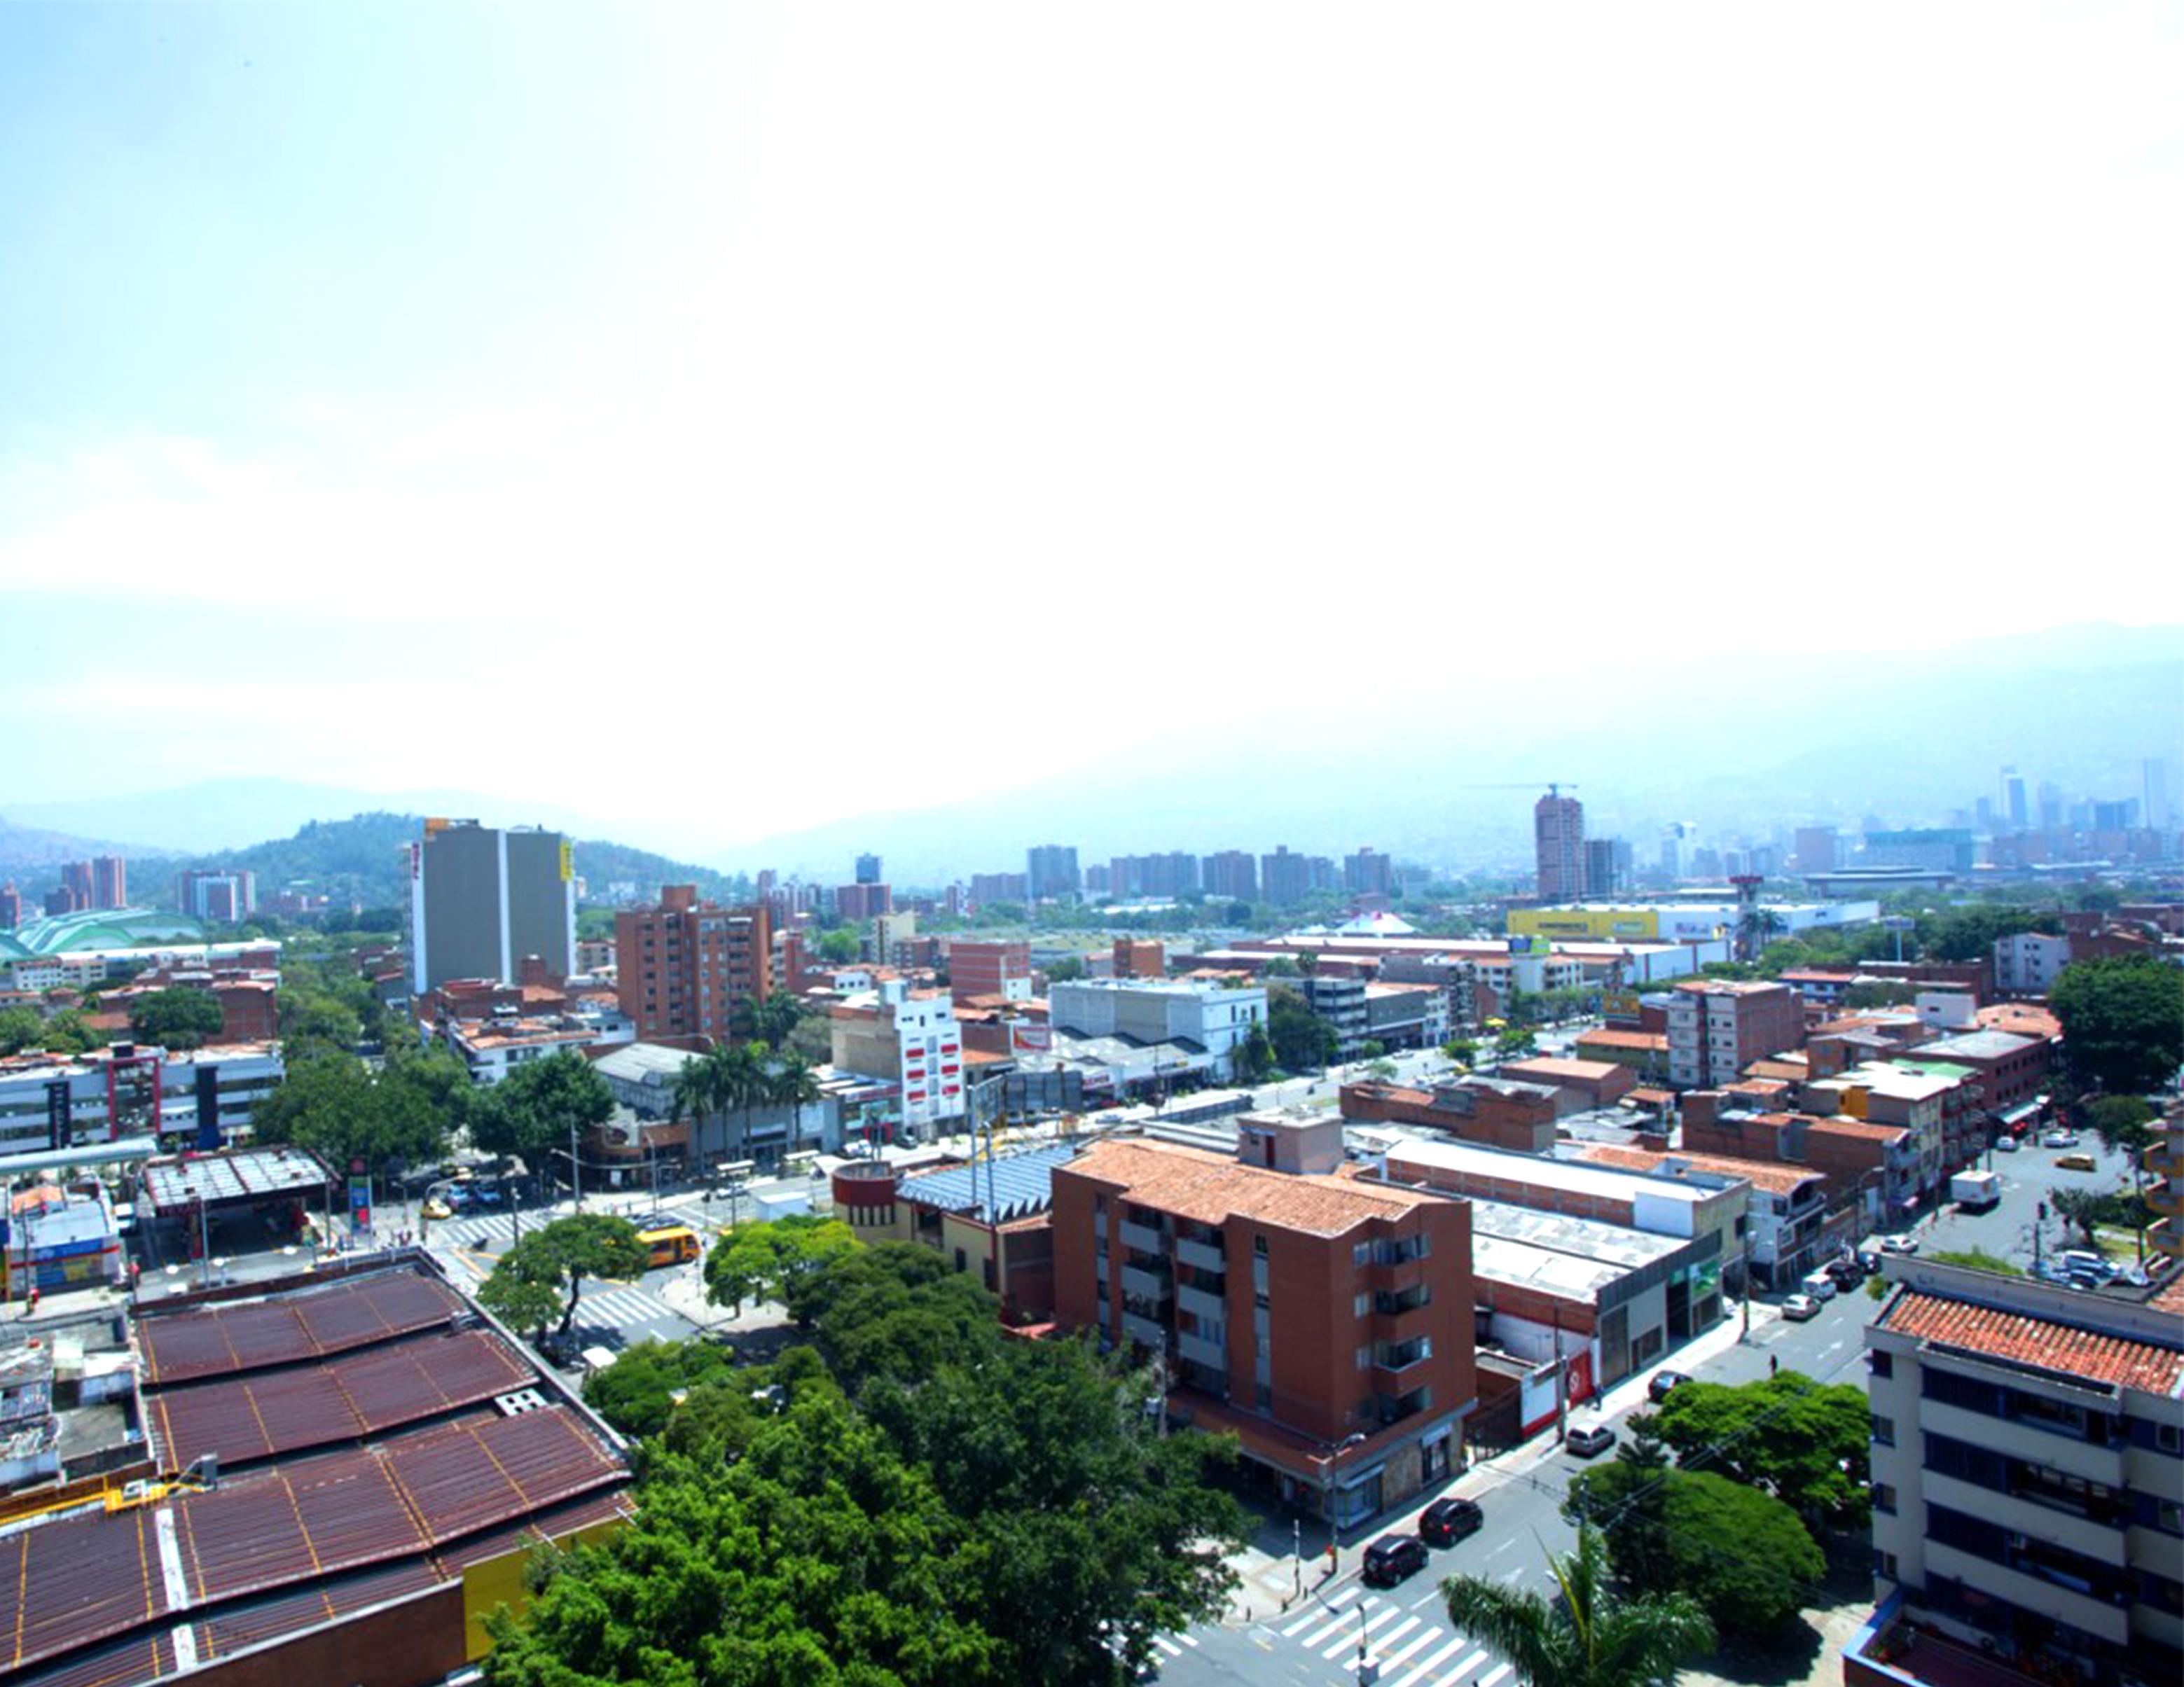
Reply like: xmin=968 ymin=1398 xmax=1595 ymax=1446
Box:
xmin=614 ymin=887 xmax=773 ymax=1043
xmin=1848 ymin=1258 xmax=2184 ymax=1687
xmin=1051 ymin=1127 xmax=1474 ymax=1530
xmin=2149 ymin=1104 xmax=2183 ymax=1267
xmin=1666 ymin=978 xmax=1804 ymax=1090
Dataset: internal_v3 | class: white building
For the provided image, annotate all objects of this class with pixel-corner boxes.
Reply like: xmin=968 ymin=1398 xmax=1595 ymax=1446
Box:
xmin=1046 ymin=978 xmax=1268 ymax=1078
xmin=1994 ymin=931 xmax=2073 ymax=995
xmin=831 ymin=980 xmax=969 ymax=1138
xmin=1857 ymin=1258 xmax=2184 ymax=1683
xmin=0 ymin=1043 xmax=285 ymax=1157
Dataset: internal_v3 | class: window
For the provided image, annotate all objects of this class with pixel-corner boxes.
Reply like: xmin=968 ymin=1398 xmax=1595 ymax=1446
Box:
xmin=1871 ymin=1415 xmax=1895 ymax=1447
xmin=2159 ymin=1422 xmax=2182 ymax=1455
xmin=1873 ymin=1483 xmax=1896 ymax=1515
xmin=1355 ymin=1293 xmax=1370 ymax=1318
xmin=1254 ymin=1234 xmax=1269 ymax=1258
xmin=1867 ymin=1349 xmax=1893 ymax=1379
xmin=1357 ymin=1345 xmax=1370 ymax=1370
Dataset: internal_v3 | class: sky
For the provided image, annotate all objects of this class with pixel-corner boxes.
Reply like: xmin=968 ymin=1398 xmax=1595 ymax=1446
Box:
xmin=2 ymin=2 xmax=2178 ymax=856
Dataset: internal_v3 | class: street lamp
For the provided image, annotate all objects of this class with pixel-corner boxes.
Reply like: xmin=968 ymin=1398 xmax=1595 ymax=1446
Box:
xmin=1310 ymin=1431 xmax=1368 ymax=1578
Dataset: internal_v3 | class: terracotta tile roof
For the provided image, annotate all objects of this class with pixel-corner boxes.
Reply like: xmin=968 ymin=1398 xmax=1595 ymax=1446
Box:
xmin=1063 ymin=1139 xmax=1449 ymax=1237
xmin=1576 ymin=1029 xmax=1668 ymax=1050
xmin=2150 ymin=1275 xmax=2184 ymax=1316
xmin=1882 ymin=1289 xmax=2184 ymax=1396
xmin=1500 ymin=1057 xmax=1624 ymax=1083
xmin=1976 ymin=1002 xmax=2061 ymax=1040
xmin=1805 ymin=1115 xmax=1911 ymax=1143
xmin=1570 ymin=1142 xmax=1819 ymax=1196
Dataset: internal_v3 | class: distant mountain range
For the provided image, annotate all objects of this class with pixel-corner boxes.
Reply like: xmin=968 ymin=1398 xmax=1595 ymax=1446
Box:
xmin=1 ymin=810 xmax=746 ymax=912
xmin=4 ymin=621 xmax=2177 ymax=891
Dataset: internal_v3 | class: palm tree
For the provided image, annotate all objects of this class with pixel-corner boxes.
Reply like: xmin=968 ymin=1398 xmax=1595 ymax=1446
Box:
xmin=1439 ymin=1526 xmax=1714 ymax=1687
xmin=768 ymin=1046 xmax=823 ymax=1159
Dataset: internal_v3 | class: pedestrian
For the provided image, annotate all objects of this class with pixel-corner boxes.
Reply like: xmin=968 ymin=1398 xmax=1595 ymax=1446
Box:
xmin=1769 ymin=1354 xmax=1778 ymax=1377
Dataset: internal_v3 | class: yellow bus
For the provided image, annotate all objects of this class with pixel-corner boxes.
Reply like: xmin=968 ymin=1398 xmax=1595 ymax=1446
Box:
xmin=638 ymin=1224 xmax=700 ymax=1269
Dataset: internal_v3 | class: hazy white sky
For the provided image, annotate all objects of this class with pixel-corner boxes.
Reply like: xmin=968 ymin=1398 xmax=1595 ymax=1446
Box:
xmin=3 ymin=2 xmax=2178 ymax=848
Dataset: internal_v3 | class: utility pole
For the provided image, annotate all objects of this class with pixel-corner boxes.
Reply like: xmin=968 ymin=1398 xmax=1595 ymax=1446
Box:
xmin=569 ymin=1118 xmax=582 ymax=1212
xmin=1740 ymin=1230 xmax=1754 ymax=1342
xmin=198 ymin=1195 xmax=212 ymax=1290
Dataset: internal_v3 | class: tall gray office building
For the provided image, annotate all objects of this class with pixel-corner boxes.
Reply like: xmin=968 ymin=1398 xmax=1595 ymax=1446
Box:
xmin=408 ymin=820 xmax=576 ymax=994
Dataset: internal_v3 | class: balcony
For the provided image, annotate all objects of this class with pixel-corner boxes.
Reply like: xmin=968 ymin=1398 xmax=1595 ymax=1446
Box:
xmin=1176 ymin=1282 xmax=1225 ymax=1326
xmin=1922 ymin=1472 xmax=2126 ymax=1568
xmin=1120 ymin=1219 xmax=1165 ymax=1255
xmin=1121 ymin=1264 xmax=1172 ymax=1304
xmin=1372 ymin=1300 xmax=1435 ymax=1345
xmin=1922 ymin=1541 xmax=2129 ymax=1647
xmin=1176 ymin=1328 xmax=1226 ymax=1370
xmin=2146 ymin=1181 xmax=2181 ymax=1219
xmin=1176 ymin=1235 xmax=1226 ymax=1275
xmin=1121 ymin=1311 xmax=1169 ymax=1352
xmin=1919 ymin=1401 xmax=2124 ymax=1487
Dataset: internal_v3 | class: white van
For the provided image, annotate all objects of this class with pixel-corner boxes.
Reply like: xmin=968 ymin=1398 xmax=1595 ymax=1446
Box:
xmin=1799 ymin=1269 xmax=1839 ymax=1302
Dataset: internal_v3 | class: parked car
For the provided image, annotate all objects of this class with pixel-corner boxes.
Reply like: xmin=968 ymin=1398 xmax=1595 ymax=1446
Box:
xmin=1565 ymin=1424 xmax=1617 ymax=1458
xmin=1782 ymin=1293 xmax=1824 ymax=1321
xmin=1800 ymin=1269 xmax=1840 ymax=1302
xmin=1418 ymin=1497 xmax=1484 ymax=1546
xmin=1856 ymin=1248 xmax=1883 ymax=1276
xmin=2042 ymin=1130 xmax=2080 ymax=1149
xmin=1826 ymin=1258 xmax=1865 ymax=1291
xmin=1362 ymin=1534 xmax=1430 ymax=1587
xmin=2057 ymin=1153 xmax=2097 ymax=1172
xmin=1647 ymin=1370 xmax=1692 ymax=1405
xmin=1993 ymin=1133 xmax=2020 ymax=1153
xmin=1877 ymin=1235 xmax=1919 ymax=1255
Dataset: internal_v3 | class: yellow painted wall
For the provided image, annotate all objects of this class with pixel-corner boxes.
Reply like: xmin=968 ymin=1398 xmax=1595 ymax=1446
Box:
xmin=1508 ymin=908 xmax=1659 ymax=940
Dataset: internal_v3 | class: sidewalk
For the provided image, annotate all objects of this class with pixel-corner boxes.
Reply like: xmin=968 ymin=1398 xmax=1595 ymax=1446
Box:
xmin=1210 ymin=1298 xmax=1782 ymax=1627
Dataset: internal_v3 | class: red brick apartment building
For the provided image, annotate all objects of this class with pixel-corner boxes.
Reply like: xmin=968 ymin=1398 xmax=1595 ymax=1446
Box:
xmin=1339 ymin=1076 xmax=1560 ymax=1153
xmin=1665 ymin=979 xmax=1804 ymax=1089
xmin=614 ymin=887 xmax=773 ymax=1042
xmin=1052 ymin=1121 xmax=1474 ymax=1528
xmin=948 ymin=938 xmax=1031 ymax=1004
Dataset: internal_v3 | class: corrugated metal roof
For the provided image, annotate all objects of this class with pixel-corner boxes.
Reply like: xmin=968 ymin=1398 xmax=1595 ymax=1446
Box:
xmin=148 ymin=1326 xmax=537 ymax=1469
xmin=139 ymin=1272 xmax=463 ymax=1385
xmin=899 ymin=1142 xmax=1081 ymax=1223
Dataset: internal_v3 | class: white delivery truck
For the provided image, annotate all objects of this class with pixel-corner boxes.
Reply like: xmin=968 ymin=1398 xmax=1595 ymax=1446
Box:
xmin=1950 ymin=1169 xmax=2000 ymax=1213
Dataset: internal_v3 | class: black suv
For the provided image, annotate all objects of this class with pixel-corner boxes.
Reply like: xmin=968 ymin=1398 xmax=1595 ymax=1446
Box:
xmin=1362 ymin=1534 xmax=1430 ymax=1587
xmin=1646 ymin=1370 xmax=1691 ymax=1405
xmin=1418 ymin=1497 xmax=1483 ymax=1546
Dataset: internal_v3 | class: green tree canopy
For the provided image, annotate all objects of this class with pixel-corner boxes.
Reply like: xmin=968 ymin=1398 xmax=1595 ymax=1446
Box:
xmin=1266 ymin=984 xmax=1336 ymax=1071
xmin=2051 ymin=955 xmax=2184 ymax=1095
xmin=1650 ymin=1371 xmax=1871 ymax=1533
xmin=703 ymin=1214 xmax=859 ymax=1317
xmin=471 ymin=1046 xmax=614 ymax=1165
xmin=0 ymin=1004 xmax=48 ymax=1056
xmin=1565 ymin=1462 xmax=1823 ymax=1639
xmin=1439 ymin=1525 xmax=1715 ymax=1687
xmin=581 ymin=1337 xmax=745 ymax=1442
xmin=251 ymin=1050 xmax=452 ymax=1174
xmin=478 ymin=1212 xmax=649 ymax=1336
xmin=2082 ymin=1092 xmax=2156 ymax=1155
xmin=126 ymin=987 xmax=226 ymax=1050
xmin=790 ymin=1243 xmax=1012 ymax=1392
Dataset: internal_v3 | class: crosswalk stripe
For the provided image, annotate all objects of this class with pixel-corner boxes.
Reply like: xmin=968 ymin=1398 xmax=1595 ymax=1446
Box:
xmin=1476 ymin=1663 xmax=1514 ymax=1687
xmin=1177 ymin=1633 xmax=1198 ymax=1647
xmin=1281 ymin=1591 xmax=1353 ymax=1638
xmin=1368 ymin=1616 xmax=1423 ymax=1658
xmin=1320 ymin=1603 xmax=1405 ymax=1660
xmin=1297 ymin=1604 xmax=1362 ymax=1650
xmin=1153 ymin=1637 xmax=1182 ymax=1658
xmin=1392 ymin=1637 xmax=1477 ymax=1687
xmin=1377 ymin=1622 xmax=1443 ymax=1669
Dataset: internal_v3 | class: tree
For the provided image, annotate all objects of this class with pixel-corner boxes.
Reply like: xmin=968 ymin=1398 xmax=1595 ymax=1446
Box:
xmin=1233 ymin=1020 xmax=1276 ymax=1083
xmin=816 ymin=927 xmax=862 ymax=963
xmin=1044 ymin=956 xmax=1087 ymax=983
xmin=2082 ymin=1093 xmax=2156 ymax=1156
xmin=30 ymin=1008 xmax=103 ymax=1055
xmin=0 ymin=1004 xmax=48 ymax=1055
xmin=474 ymin=1047 xmax=612 ymax=1171
xmin=580 ymin=1337 xmax=744 ymax=1441
xmin=2051 ymin=956 xmax=2184 ymax=1095
xmin=250 ymin=1050 xmax=451 ymax=1175
xmin=1651 ymin=1371 xmax=1871 ymax=1533
xmin=791 ymin=1243 xmax=1006 ymax=1391
xmin=126 ymin=987 xmax=226 ymax=1051
xmin=1439 ymin=1525 xmax=1715 ymax=1687
xmin=479 ymin=1212 xmax=648 ymax=1337
xmin=703 ymin=1214 xmax=859 ymax=1316
xmin=1442 ymin=1036 xmax=1479 ymax=1067
xmin=1494 ymin=1022 xmax=1537 ymax=1057
xmin=1565 ymin=1462 xmax=1823 ymax=1639
xmin=1266 ymin=985 xmax=1336 ymax=1071
xmin=2050 ymin=1186 xmax=2104 ymax=1248
xmin=768 ymin=1046 xmax=824 ymax=1134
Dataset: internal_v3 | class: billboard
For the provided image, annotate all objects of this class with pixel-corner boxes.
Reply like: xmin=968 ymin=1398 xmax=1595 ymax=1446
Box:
xmin=1009 ymin=1022 xmax=1053 ymax=1053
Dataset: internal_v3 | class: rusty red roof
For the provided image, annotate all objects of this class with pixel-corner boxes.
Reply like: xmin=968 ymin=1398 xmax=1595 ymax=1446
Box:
xmin=1881 ymin=1289 xmax=2184 ymax=1396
